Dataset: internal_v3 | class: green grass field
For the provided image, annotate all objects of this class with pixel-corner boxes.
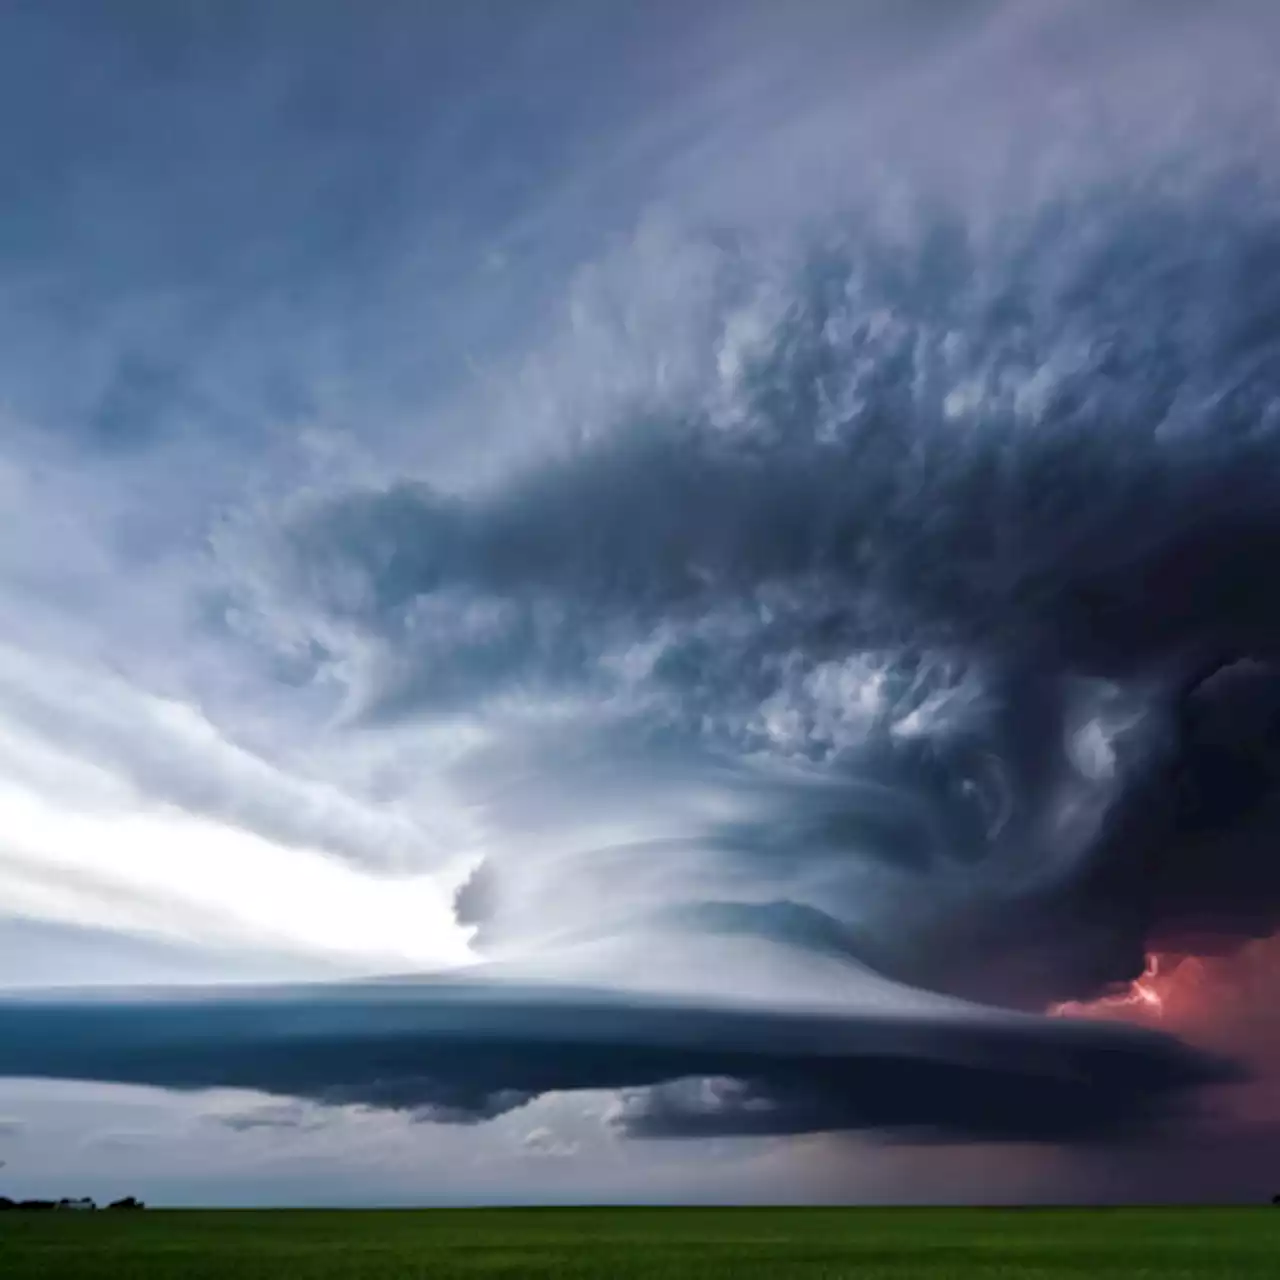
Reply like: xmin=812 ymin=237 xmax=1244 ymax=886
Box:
xmin=2 ymin=1206 xmax=1278 ymax=1279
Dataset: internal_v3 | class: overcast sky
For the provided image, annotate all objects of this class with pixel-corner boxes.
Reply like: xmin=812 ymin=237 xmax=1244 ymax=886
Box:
xmin=5 ymin=0 xmax=1280 ymax=1206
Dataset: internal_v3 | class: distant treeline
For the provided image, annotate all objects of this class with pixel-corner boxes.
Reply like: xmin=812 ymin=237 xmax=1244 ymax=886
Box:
xmin=0 ymin=1196 xmax=144 ymax=1211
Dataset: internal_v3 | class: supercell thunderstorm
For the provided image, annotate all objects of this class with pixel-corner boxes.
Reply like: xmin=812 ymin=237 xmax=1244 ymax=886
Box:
xmin=5 ymin=3 xmax=1280 ymax=1152
xmin=288 ymin=170 xmax=1280 ymax=1015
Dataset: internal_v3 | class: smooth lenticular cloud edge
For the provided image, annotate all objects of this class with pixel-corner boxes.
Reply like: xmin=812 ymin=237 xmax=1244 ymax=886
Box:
xmin=0 ymin=969 xmax=1237 ymax=1143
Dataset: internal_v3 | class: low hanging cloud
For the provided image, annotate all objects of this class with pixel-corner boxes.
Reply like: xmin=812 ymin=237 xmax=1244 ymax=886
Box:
xmin=0 ymin=971 xmax=1234 ymax=1144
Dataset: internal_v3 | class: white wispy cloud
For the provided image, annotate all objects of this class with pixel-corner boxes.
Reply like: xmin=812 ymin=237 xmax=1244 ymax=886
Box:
xmin=0 ymin=640 xmax=474 ymax=977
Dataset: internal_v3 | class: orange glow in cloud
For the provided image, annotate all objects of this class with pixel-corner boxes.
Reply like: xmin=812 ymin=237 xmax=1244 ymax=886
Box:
xmin=1051 ymin=938 xmax=1280 ymax=1129
xmin=1049 ymin=953 xmax=1204 ymax=1024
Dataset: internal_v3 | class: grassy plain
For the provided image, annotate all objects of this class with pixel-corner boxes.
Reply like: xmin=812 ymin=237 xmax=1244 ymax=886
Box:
xmin=2 ymin=1206 xmax=1278 ymax=1279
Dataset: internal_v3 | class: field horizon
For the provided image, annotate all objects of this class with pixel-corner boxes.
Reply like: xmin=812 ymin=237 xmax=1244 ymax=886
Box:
xmin=3 ymin=1205 xmax=1279 ymax=1278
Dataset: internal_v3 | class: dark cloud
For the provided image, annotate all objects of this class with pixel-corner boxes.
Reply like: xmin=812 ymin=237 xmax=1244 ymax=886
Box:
xmin=254 ymin=167 xmax=1280 ymax=1018
xmin=7 ymin=0 xmax=1280 ymax=1173
xmin=278 ymin=178 xmax=1280 ymax=695
xmin=0 ymin=976 xmax=1234 ymax=1144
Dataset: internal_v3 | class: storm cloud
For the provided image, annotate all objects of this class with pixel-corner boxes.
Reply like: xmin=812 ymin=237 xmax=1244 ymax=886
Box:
xmin=5 ymin=0 xmax=1280 ymax=1195
xmin=0 ymin=970 xmax=1234 ymax=1143
xmin=237 ymin=164 xmax=1280 ymax=1016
